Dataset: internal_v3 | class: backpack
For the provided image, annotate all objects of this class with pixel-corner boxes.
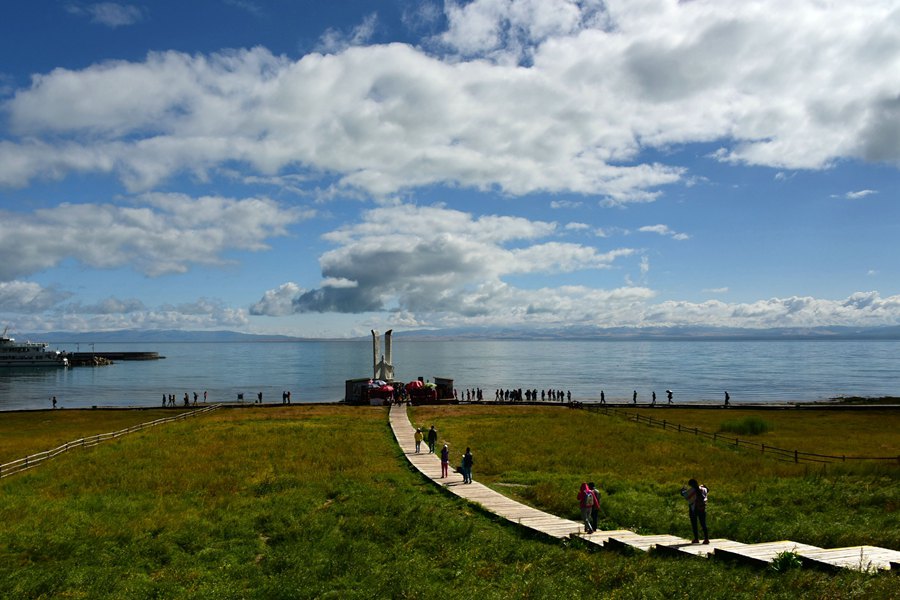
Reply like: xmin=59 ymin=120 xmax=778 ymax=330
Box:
xmin=696 ymin=485 xmax=708 ymax=510
xmin=582 ymin=490 xmax=594 ymax=507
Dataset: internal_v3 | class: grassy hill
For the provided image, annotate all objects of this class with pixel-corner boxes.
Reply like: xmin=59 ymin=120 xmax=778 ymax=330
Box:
xmin=0 ymin=405 xmax=897 ymax=598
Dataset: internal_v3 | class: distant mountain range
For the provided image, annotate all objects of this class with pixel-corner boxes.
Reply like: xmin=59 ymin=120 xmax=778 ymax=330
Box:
xmin=19 ymin=325 xmax=900 ymax=343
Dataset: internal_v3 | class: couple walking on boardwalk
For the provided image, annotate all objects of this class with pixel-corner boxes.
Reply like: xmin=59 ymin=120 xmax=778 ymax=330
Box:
xmin=577 ymin=482 xmax=602 ymax=533
xmin=440 ymin=444 xmax=475 ymax=483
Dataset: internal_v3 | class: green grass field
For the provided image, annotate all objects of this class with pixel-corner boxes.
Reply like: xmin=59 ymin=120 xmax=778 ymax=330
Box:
xmin=0 ymin=404 xmax=897 ymax=598
xmin=0 ymin=409 xmax=192 ymax=464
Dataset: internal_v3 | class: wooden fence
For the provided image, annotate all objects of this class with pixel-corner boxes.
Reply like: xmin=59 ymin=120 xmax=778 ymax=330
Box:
xmin=584 ymin=404 xmax=900 ymax=465
xmin=0 ymin=404 xmax=221 ymax=479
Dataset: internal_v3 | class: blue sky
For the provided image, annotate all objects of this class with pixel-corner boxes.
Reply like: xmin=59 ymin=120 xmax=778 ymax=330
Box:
xmin=1 ymin=0 xmax=898 ymax=337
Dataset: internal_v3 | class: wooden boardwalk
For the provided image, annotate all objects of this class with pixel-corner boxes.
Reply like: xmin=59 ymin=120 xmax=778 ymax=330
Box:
xmin=389 ymin=404 xmax=899 ymax=572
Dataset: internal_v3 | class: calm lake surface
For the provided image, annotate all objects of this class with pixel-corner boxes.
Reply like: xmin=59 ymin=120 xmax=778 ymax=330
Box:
xmin=0 ymin=339 xmax=897 ymax=411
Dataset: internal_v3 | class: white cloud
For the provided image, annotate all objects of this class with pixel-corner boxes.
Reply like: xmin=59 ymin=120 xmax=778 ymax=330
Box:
xmin=0 ymin=281 xmax=72 ymax=313
xmin=0 ymin=194 xmax=310 ymax=280
xmin=0 ymin=1 xmax=896 ymax=204
xmin=639 ymin=255 xmax=650 ymax=276
xmin=565 ymin=222 xmax=590 ymax=230
xmin=638 ymin=224 xmax=690 ymax=240
xmin=845 ymin=189 xmax=877 ymax=199
xmin=702 ymin=287 xmax=729 ymax=294
xmin=251 ymin=203 xmax=634 ymax=318
xmin=66 ymin=3 xmax=145 ymax=28
xmin=551 ymin=200 xmax=584 ymax=209
xmin=317 ymin=13 xmax=380 ymax=54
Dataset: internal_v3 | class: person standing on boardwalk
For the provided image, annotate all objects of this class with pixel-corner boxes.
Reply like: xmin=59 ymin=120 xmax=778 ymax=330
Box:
xmin=681 ymin=478 xmax=709 ymax=544
xmin=588 ymin=481 xmax=601 ymax=532
xmin=600 ymin=390 xmax=605 ymax=404
xmin=724 ymin=391 xmax=730 ymax=407
xmin=667 ymin=389 xmax=674 ymax=404
xmin=633 ymin=390 xmax=637 ymax=405
xmin=652 ymin=391 xmax=656 ymax=406
xmin=440 ymin=444 xmax=450 ymax=478
xmin=578 ymin=482 xmax=599 ymax=534
xmin=414 ymin=428 xmax=424 ymax=453
xmin=462 ymin=447 xmax=474 ymax=484
xmin=427 ymin=425 xmax=438 ymax=453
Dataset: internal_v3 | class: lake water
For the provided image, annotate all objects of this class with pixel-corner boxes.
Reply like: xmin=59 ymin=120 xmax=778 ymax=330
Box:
xmin=0 ymin=339 xmax=897 ymax=411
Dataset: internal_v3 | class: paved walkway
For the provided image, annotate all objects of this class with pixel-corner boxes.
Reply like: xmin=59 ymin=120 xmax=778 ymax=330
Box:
xmin=389 ymin=403 xmax=900 ymax=572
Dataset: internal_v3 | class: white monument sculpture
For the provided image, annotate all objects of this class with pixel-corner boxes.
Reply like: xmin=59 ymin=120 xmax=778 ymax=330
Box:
xmin=371 ymin=329 xmax=394 ymax=381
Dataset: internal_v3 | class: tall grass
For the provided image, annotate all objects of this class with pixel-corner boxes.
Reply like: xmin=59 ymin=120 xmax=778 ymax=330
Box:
xmin=0 ymin=405 xmax=896 ymax=598
xmin=719 ymin=416 xmax=773 ymax=435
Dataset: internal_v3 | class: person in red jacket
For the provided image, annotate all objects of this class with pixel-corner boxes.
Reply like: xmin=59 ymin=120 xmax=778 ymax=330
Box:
xmin=577 ymin=482 xmax=600 ymax=534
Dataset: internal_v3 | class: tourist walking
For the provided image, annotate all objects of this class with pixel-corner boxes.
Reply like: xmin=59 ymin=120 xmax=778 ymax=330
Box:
xmin=600 ymin=390 xmax=605 ymax=404
xmin=633 ymin=390 xmax=637 ymax=404
xmin=588 ymin=481 xmax=601 ymax=532
xmin=414 ymin=428 xmax=423 ymax=453
xmin=462 ymin=447 xmax=474 ymax=484
xmin=440 ymin=444 xmax=450 ymax=478
xmin=724 ymin=391 xmax=730 ymax=407
xmin=578 ymin=482 xmax=600 ymax=534
xmin=427 ymin=425 xmax=438 ymax=453
xmin=667 ymin=389 xmax=674 ymax=404
xmin=681 ymin=478 xmax=709 ymax=544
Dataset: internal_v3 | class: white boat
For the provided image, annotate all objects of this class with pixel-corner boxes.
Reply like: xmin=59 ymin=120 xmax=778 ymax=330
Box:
xmin=0 ymin=327 xmax=69 ymax=367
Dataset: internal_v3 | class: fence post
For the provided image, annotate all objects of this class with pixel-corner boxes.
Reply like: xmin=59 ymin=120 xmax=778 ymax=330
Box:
xmin=713 ymin=432 xmax=717 ymax=442
xmin=678 ymin=423 xmax=681 ymax=433
xmin=663 ymin=420 xmax=667 ymax=430
xmin=794 ymin=450 xmax=799 ymax=463
xmin=761 ymin=443 xmax=765 ymax=454
xmin=694 ymin=427 xmax=698 ymax=435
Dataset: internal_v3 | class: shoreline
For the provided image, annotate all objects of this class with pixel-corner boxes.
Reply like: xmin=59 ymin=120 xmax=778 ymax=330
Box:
xmin=3 ymin=398 xmax=899 ymax=414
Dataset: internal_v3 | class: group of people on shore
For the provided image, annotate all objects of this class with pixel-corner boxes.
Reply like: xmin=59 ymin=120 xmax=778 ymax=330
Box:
xmin=494 ymin=388 xmax=572 ymax=402
xmin=578 ymin=478 xmax=710 ymax=543
xmin=451 ymin=387 xmax=574 ymax=402
xmin=161 ymin=391 xmax=206 ymax=407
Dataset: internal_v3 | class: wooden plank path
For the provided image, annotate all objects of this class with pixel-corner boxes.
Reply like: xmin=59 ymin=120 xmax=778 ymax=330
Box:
xmin=797 ymin=546 xmax=900 ymax=572
xmin=389 ymin=404 xmax=899 ymax=572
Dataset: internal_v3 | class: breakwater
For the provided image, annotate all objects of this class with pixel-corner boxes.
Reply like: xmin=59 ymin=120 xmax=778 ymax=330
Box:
xmin=67 ymin=351 xmax=162 ymax=366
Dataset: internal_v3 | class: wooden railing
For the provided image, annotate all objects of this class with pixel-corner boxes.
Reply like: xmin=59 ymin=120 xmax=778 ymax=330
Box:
xmin=0 ymin=405 xmax=221 ymax=479
xmin=584 ymin=404 xmax=900 ymax=465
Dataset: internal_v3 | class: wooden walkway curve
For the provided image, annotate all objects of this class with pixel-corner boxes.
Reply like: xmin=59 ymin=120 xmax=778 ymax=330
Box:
xmin=389 ymin=404 xmax=900 ymax=573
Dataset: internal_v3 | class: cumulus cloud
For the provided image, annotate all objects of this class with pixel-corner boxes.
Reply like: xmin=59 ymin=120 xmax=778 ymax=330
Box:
xmin=66 ymin=2 xmax=145 ymax=28
xmin=37 ymin=301 xmax=250 ymax=332
xmin=643 ymin=292 xmax=900 ymax=329
xmin=6 ymin=1 xmax=893 ymax=201
xmin=0 ymin=193 xmax=310 ymax=281
xmin=251 ymin=203 xmax=635 ymax=318
xmin=0 ymin=281 xmax=72 ymax=313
